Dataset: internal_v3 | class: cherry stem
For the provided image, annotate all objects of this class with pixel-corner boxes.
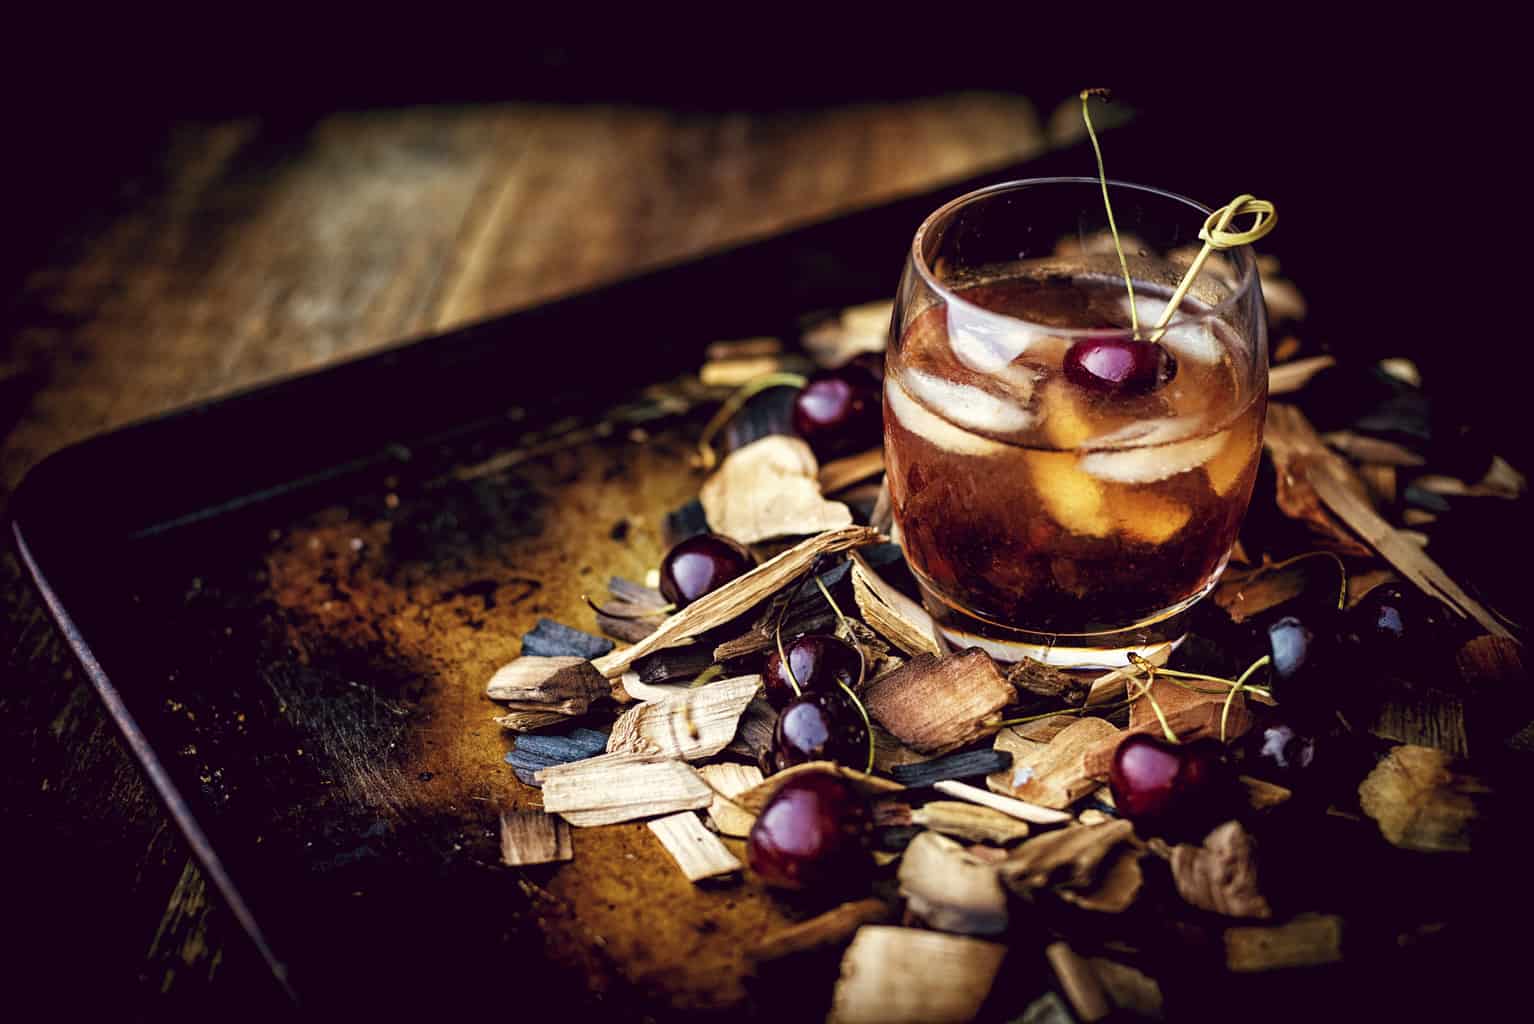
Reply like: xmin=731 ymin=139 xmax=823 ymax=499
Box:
xmin=816 ymin=573 xmax=876 ymax=773
xmin=1256 ymin=549 xmax=1349 ymax=612
xmin=688 ymin=664 xmax=726 ymax=689
xmin=695 ymin=371 xmax=809 ymax=470
xmin=1080 ymin=89 xmax=1139 ymax=336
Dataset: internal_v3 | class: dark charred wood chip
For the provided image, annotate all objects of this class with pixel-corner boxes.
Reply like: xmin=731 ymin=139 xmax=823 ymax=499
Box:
xmin=890 ymin=749 xmax=1013 ymax=788
xmin=719 ymin=385 xmax=796 ymax=455
xmin=1403 ymin=484 xmax=1452 ymax=514
xmin=508 ymin=765 xmax=542 ymax=787
xmin=635 ymin=644 xmax=716 ymax=683
xmin=608 ymin=576 xmax=667 ymax=608
xmin=521 ymin=617 xmax=615 ymax=659
xmin=596 ymin=610 xmax=664 ymax=644
xmin=514 ymin=727 xmax=610 ymax=763
xmin=876 ymin=825 xmax=924 ymax=852
xmin=663 ymin=498 xmax=710 ymax=549
xmin=1005 ymin=659 xmax=1089 ymax=705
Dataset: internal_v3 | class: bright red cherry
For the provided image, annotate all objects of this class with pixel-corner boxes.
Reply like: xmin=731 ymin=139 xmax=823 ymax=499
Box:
xmin=746 ymin=772 xmax=871 ymax=890
xmin=658 ymin=533 xmax=754 ymax=608
xmin=763 ymin=634 xmax=861 ymax=709
xmin=771 ymin=691 xmax=868 ymax=772
xmin=1108 ymin=734 xmax=1227 ymax=838
xmin=791 ymin=364 xmax=883 ymax=459
xmin=1063 ymin=336 xmax=1176 ymax=395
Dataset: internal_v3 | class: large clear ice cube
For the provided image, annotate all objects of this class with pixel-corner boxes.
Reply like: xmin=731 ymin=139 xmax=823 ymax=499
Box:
xmin=885 ymin=375 xmax=1009 ymax=457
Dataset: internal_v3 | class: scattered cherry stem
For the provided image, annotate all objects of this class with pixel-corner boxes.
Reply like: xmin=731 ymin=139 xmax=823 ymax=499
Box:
xmin=1080 ymin=89 xmax=1139 ymax=336
xmin=695 ymin=371 xmax=808 ymax=469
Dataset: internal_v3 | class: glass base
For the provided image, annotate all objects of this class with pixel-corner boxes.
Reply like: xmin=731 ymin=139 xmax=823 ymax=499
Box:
xmin=920 ymin=585 xmax=1212 ymax=670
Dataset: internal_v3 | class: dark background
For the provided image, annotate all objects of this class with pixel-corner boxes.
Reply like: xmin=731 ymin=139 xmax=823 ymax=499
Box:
xmin=5 ymin=16 xmax=1518 ymax=462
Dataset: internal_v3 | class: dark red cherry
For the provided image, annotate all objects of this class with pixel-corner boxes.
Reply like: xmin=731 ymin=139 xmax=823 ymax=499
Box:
xmin=791 ymin=364 xmax=883 ymax=459
xmin=1347 ymin=583 xmax=1453 ymax=674
xmin=1264 ymin=613 xmax=1350 ymax=721
xmin=1108 ymin=734 xmax=1228 ymax=838
xmin=658 ymin=533 xmax=754 ymax=608
xmin=763 ymin=634 xmax=861 ymax=709
xmin=772 ymin=691 xmax=868 ymax=771
xmin=1243 ymin=721 xmax=1320 ymax=785
xmin=746 ymin=772 xmax=872 ymax=890
xmin=1063 ymin=336 xmax=1176 ymax=395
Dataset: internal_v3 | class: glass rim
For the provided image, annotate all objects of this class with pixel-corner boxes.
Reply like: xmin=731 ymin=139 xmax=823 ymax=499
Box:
xmin=910 ymin=176 xmax=1261 ymax=337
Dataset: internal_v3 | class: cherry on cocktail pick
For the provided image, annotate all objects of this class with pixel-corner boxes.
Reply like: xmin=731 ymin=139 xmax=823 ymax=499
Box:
xmin=1063 ymin=335 xmax=1177 ymax=395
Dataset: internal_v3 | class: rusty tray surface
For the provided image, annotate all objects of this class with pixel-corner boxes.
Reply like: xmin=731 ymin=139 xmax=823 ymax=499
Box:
xmin=12 ymin=114 xmax=1384 ymax=1017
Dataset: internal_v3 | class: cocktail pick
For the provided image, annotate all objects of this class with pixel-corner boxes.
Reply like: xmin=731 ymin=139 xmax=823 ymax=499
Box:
xmin=1148 ymin=195 xmax=1277 ymax=340
xmin=1080 ymin=89 xmax=1278 ymax=340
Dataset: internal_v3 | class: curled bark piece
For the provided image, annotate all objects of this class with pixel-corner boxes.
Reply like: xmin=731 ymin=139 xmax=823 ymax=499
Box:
xmin=1165 ymin=820 xmax=1271 ymax=919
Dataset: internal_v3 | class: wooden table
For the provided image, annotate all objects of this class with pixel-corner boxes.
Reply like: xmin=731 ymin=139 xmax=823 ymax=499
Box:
xmin=0 ymin=94 xmax=1056 ymax=1016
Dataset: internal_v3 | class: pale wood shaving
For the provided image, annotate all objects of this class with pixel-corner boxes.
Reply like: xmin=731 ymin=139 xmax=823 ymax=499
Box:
xmin=700 ymin=435 xmax=853 ymax=544
xmin=909 ymin=801 xmax=1032 ymax=845
xmin=539 ymin=751 xmax=711 ymax=827
xmin=605 ymin=674 xmax=760 ymax=761
xmin=818 ymin=447 xmax=884 ymax=494
xmin=932 ymin=780 xmax=1072 ymax=825
xmin=592 ymin=525 xmax=882 ymax=678
xmin=499 ymin=809 xmax=573 ymax=867
xmin=828 ymin=926 xmax=1006 ymax=1024
xmin=647 ymin=811 xmax=743 ymax=881
xmin=485 ymin=655 xmax=609 ymax=714
xmin=1321 ymin=430 xmax=1426 ymax=466
xmin=988 ymin=718 xmax=1119 ymax=808
xmin=849 ymin=551 xmax=943 ymax=656
xmin=699 ymin=763 xmax=763 ymax=837
xmin=494 ymin=708 xmax=573 ymax=733
xmin=1266 ymin=404 xmax=1510 ymax=637
xmin=1266 ymin=354 xmax=1334 ymax=395
xmin=1225 ymin=914 xmax=1343 ymax=972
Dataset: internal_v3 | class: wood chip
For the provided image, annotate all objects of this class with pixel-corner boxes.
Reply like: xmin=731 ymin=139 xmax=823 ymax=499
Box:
xmin=1084 ymin=644 xmax=1173 ymax=706
xmin=931 ymin=780 xmax=1072 ymax=825
xmin=1215 ymin=560 xmax=1314 ymax=623
xmin=1127 ymin=676 xmax=1255 ymax=740
xmin=521 ymin=617 xmax=615 ymax=659
xmin=725 ymin=696 xmax=779 ymax=763
xmin=849 ymin=551 xmax=943 ymax=656
xmin=1238 ymin=774 xmax=1293 ymax=811
xmin=1267 ymin=354 xmax=1334 ymax=394
xmin=818 ymin=447 xmax=885 ymax=494
xmin=734 ymin=761 xmax=903 ymax=816
xmin=989 ymin=718 xmax=1119 ymax=809
xmin=1457 ymin=635 xmax=1527 ymax=690
xmin=539 ymin=752 xmax=712 ymax=827
xmin=828 ymin=926 xmax=1006 ymax=1024
xmin=1046 ymin=943 xmax=1112 ymax=1023
xmin=647 ymin=811 xmax=743 ymax=882
xmin=999 ymin=820 xmax=1144 ymax=913
xmin=485 ymin=655 xmax=609 ymax=714
xmin=701 ymin=354 xmax=794 ymax=388
xmin=1225 ymin=914 xmax=1343 ymax=972
xmin=898 ymin=831 xmax=1009 ymax=936
xmin=699 ymin=435 xmax=853 ymax=544
xmin=1357 ymin=462 xmax=1397 ymax=507
xmin=1358 ymin=744 xmax=1490 ymax=852
xmin=499 ymin=809 xmax=573 ymax=867
xmin=1164 ymin=820 xmax=1271 ymax=919
xmin=889 ymin=800 xmax=1032 ymax=845
xmin=1321 ymin=430 xmax=1426 ymax=467
xmin=1006 ymin=658 xmax=1090 ymax=706
xmin=864 ymin=648 xmax=1014 ymax=755
xmin=888 ymin=749 xmax=1011 ymax=788
xmin=699 ymin=763 xmax=763 ymax=837
xmin=707 ymin=336 xmax=783 ymax=362
xmin=593 ymin=525 xmax=882 ymax=678
xmin=1088 ymin=957 xmax=1163 ymax=1019
xmin=494 ymin=709 xmax=574 ymax=733
xmin=750 ymin=898 xmax=894 ymax=961
xmin=605 ymin=674 xmax=761 ymax=760
xmin=803 ymin=300 xmax=893 ymax=369
xmin=1266 ymin=404 xmax=1511 ymax=637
